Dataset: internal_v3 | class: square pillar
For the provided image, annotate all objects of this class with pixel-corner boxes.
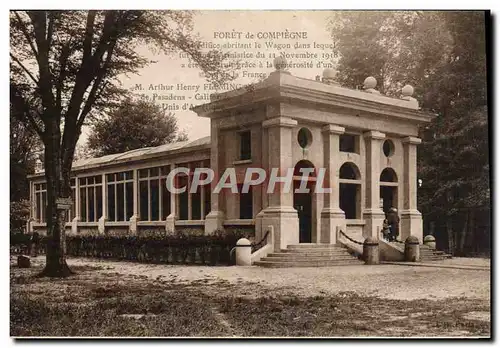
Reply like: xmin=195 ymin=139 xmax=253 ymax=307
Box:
xmin=166 ymin=163 xmax=177 ymax=233
xmin=71 ymin=175 xmax=80 ymax=234
xmin=205 ymin=121 xmax=225 ymax=233
xmin=261 ymin=116 xmax=299 ymax=251
xmin=320 ymin=124 xmax=346 ymax=244
xmin=98 ymin=173 xmax=107 ymax=233
xmin=363 ymin=130 xmax=386 ymax=238
xmin=400 ymin=136 xmax=423 ymax=242
xmin=129 ymin=169 xmax=138 ymax=234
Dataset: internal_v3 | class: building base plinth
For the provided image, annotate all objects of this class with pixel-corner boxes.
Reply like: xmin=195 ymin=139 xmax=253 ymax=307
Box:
xmin=71 ymin=217 xmax=80 ymax=235
xmin=320 ymin=208 xmax=346 ymax=245
xmin=363 ymin=209 xmax=385 ymax=239
xmin=165 ymin=214 xmax=176 ymax=234
xmin=129 ymin=215 xmax=138 ymax=234
xmin=400 ymin=209 xmax=423 ymax=243
xmin=204 ymin=210 xmax=225 ymax=234
xmin=261 ymin=206 xmax=299 ymax=252
xmin=98 ymin=216 xmax=106 ymax=234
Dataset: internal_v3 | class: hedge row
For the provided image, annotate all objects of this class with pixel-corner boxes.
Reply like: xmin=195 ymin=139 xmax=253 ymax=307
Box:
xmin=11 ymin=230 xmax=250 ymax=266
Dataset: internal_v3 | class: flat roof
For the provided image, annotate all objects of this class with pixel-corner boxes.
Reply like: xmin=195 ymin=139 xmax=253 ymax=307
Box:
xmin=29 ymin=136 xmax=211 ymax=179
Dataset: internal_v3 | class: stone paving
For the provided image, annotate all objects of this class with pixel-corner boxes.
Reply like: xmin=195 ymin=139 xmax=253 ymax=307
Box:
xmin=38 ymin=256 xmax=491 ymax=302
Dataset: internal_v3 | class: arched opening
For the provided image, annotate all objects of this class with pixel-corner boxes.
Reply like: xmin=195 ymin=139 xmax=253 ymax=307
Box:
xmin=339 ymin=162 xmax=361 ymax=219
xmin=293 ymin=160 xmax=315 ymax=243
xmin=380 ymin=167 xmax=398 ymax=214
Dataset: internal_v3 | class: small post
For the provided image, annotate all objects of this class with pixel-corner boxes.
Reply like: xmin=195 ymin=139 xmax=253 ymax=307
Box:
xmin=363 ymin=237 xmax=379 ymax=265
xmin=235 ymin=238 xmax=252 ymax=266
xmin=405 ymin=236 xmax=420 ymax=262
xmin=423 ymin=235 xmax=436 ymax=250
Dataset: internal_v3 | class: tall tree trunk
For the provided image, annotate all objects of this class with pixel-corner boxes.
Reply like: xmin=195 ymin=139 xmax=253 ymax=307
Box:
xmin=38 ymin=122 xmax=73 ymax=277
xmin=458 ymin=211 xmax=468 ymax=255
xmin=446 ymin=216 xmax=454 ymax=255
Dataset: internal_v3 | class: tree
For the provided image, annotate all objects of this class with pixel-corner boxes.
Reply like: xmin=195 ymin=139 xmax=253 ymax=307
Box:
xmin=87 ymin=98 xmax=188 ymax=157
xmin=330 ymin=11 xmax=489 ymax=254
xmin=10 ymin=10 xmax=233 ymax=277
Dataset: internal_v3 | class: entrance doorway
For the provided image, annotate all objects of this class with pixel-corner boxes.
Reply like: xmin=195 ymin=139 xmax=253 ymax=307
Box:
xmin=380 ymin=167 xmax=398 ymax=214
xmin=294 ymin=189 xmax=312 ymax=243
xmin=293 ymin=160 xmax=316 ymax=243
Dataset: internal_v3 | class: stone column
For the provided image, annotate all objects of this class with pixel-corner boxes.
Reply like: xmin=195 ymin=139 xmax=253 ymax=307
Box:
xmin=98 ymin=173 xmax=106 ymax=234
xmin=165 ymin=163 xmax=177 ymax=233
xmin=71 ymin=175 xmax=80 ymax=234
xmin=129 ymin=169 xmax=138 ymax=234
xmin=320 ymin=124 xmax=346 ymax=244
xmin=363 ymin=131 xmax=386 ymax=238
xmin=261 ymin=116 xmax=299 ymax=252
xmin=255 ymin=126 xmax=269 ymax=241
xmin=400 ymin=136 xmax=423 ymax=242
xmin=205 ymin=121 xmax=225 ymax=233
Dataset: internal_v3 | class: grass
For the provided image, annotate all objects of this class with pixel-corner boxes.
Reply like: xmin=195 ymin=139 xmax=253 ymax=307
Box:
xmin=10 ymin=261 xmax=491 ymax=338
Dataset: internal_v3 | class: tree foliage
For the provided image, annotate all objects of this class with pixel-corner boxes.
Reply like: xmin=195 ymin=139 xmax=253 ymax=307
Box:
xmin=87 ymin=98 xmax=188 ymax=157
xmin=10 ymin=10 xmax=233 ymax=276
xmin=330 ymin=11 xmax=489 ymax=254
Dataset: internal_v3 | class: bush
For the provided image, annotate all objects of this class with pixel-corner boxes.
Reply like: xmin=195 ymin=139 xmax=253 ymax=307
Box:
xmin=10 ymin=229 xmax=252 ymax=266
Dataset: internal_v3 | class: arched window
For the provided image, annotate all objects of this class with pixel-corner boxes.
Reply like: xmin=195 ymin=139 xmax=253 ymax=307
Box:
xmin=380 ymin=168 xmax=398 ymax=183
xmin=294 ymin=160 xmax=316 ymax=177
xmin=339 ymin=162 xmax=361 ymax=219
xmin=339 ymin=162 xmax=361 ymax=180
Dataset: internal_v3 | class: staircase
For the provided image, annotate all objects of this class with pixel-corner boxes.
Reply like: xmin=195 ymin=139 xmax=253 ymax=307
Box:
xmin=253 ymin=243 xmax=364 ymax=268
xmin=420 ymin=244 xmax=453 ymax=261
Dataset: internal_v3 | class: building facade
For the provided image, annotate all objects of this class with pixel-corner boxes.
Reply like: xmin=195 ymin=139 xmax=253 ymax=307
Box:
xmin=27 ymin=60 xmax=433 ymax=252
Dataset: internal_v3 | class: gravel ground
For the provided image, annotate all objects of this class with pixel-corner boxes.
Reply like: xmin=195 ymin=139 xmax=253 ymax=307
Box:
xmin=33 ymin=256 xmax=489 ymax=302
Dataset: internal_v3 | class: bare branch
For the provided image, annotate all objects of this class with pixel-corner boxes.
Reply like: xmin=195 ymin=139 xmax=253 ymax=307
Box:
xmin=10 ymin=53 xmax=39 ymax=85
xmin=13 ymin=11 xmax=39 ymax=59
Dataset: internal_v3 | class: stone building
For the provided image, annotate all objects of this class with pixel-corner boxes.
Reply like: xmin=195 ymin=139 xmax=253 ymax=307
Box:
xmin=27 ymin=58 xmax=433 ymax=253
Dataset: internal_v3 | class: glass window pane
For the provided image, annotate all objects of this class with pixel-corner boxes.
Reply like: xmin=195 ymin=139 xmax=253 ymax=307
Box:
xmin=126 ymin=182 xmax=134 ymax=220
xmin=150 ymin=167 xmax=159 ymax=177
xmin=87 ymin=176 xmax=94 ymax=185
xmin=117 ymin=183 xmax=124 ymax=221
xmin=107 ymin=173 xmax=115 ymax=183
xmin=80 ymin=188 xmax=87 ymax=222
xmin=139 ymin=169 xmax=149 ymax=178
xmin=191 ymin=185 xmax=201 ymax=220
xmin=107 ymin=184 xmax=115 ymax=221
xmin=118 ymin=172 xmax=125 ymax=181
xmin=41 ymin=192 xmax=47 ymax=223
xmin=79 ymin=178 xmax=86 ymax=186
xmin=125 ymin=171 xmax=133 ymax=180
xmin=139 ymin=181 xmax=149 ymax=221
xmin=179 ymin=176 xmax=188 ymax=220
xmin=35 ymin=192 xmax=41 ymax=221
xmin=95 ymin=175 xmax=102 ymax=184
xmin=88 ymin=186 xmax=95 ymax=222
xmin=151 ymin=179 xmax=160 ymax=221
xmin=96 ymin=186 xmax=102 ymax=221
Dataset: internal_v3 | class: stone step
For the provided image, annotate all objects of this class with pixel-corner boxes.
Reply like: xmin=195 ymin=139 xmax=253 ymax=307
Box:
xmin=281 ymin=247 xmax=348 ymax=253
xmin=278 ymin=249 xmax=351 ymax=255
xmin=261 ymin=255 xmax=359 ymax=262
xmin=286 ymin=244 xmax=341 ymax=249
xmin=269 ymin=251 xmax=351 ymax=257
xmin=271 ymin=253 xmax=354 ymax=258
xmin=254 ymin=259 xmax=364 ymax=268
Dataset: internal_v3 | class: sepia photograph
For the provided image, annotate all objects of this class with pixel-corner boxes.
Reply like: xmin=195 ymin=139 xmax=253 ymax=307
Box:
xmin=8 ymin=8 xmax=491 ymax=339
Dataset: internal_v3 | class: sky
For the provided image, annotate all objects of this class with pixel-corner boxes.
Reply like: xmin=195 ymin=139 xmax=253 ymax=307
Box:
xmin=81 ymin=10 xmax=337 ymax=146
